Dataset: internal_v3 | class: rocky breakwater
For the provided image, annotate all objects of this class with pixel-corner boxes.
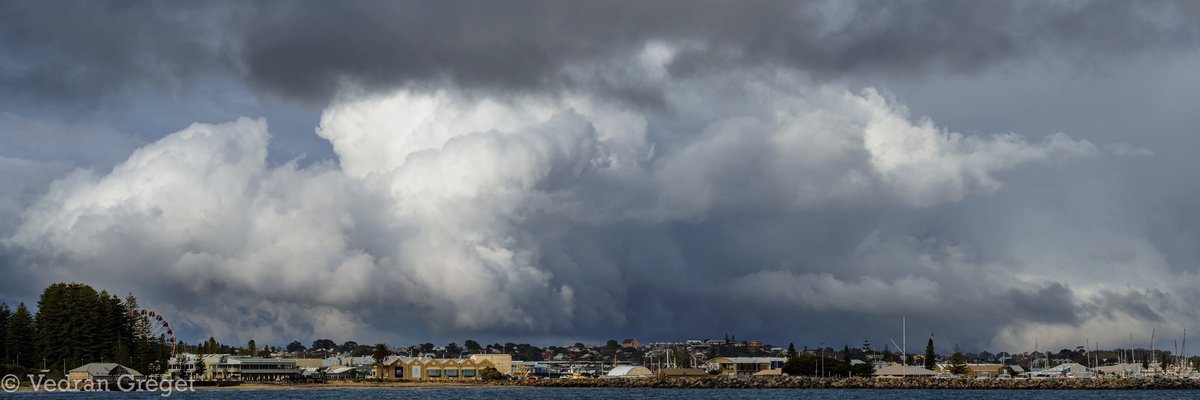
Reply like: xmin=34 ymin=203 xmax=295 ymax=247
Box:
xmin=503 ymin=376 xmax=1200 ymax=390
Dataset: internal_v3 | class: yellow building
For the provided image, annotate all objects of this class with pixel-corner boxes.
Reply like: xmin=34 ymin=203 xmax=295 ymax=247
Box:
xmin=468 ymin=354 xmax=513 ymax=375
xmin=964 ymin=363 xmax=1007 ymax=378
xmin=373 ymin=356 xmax=501 ymax=380
xmin=294 ymin=358 xmax=325 ymax=369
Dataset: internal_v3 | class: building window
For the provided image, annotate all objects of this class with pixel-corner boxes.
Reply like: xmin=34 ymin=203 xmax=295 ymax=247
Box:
xmin=445 ymin=369 xmax=458 ymax=377
xmin=428 ymin=369 xmax=441 ymax=377
xmin=462 ymin=369 xmax=476 ymax=377
xmin=394 ymin=367 xmax=403 ymax=378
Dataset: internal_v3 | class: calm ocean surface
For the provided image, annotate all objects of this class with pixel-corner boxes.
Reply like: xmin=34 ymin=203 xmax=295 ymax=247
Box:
xmin=7 ymin=388 xmax=1200 ymax=399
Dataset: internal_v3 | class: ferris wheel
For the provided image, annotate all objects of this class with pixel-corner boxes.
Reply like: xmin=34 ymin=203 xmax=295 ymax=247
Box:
xmin=130 ymin=308 xmax=178 ymax=355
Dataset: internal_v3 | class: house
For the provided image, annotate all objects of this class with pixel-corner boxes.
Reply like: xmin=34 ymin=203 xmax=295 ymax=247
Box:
xmin=706 ymin=357 xmax=786 ymax=376
xmin=69 ymin=363 xmax=143 ymax=386
xmin=621 ymin=339 xmax=640 ymax=349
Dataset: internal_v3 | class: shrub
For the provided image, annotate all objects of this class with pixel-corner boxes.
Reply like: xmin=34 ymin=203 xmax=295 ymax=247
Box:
xmin=479 ymin=367 xmax=504 ymax=381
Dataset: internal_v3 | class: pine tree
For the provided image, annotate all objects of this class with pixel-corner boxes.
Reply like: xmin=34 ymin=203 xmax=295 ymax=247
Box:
xmin=924 ymin=335 xmax=937 ymax=370
xmin=248 ymin=339 xmax=257 ymax=356
xmin=0 ymin=303 xmax=10 ymax=363
xmin=787 ymin=342 xmax=797 ymax=359
xmin=34 ymin=283 xmax=114 ymax=369
xmin=73 ymin=284 xmax=105 ymax=364
xmin=948 ymin=345 xmax=968 ymax=375
xmin=34 ymin=284 xmax=66 ymax=369
xmin=7 ymin=303 xmax=36 ymax=367
xmin=96 ymin=291 xmax=127 ymax=364
xmin=154 ymin=334 xmax=167 ymax=373
xmin=126 ymin=293 xmax=156 ymax=372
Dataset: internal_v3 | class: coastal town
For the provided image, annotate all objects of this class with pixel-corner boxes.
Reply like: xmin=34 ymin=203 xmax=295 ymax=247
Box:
xmin=3 ymin=1 xmax=1198 ymax=398
xmin=4 ymin=283 xmax=1200 ymax=391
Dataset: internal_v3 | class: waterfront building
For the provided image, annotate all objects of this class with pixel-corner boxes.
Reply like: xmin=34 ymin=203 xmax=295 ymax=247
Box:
xmin=604 ymin=365 xmax=653 ymax=378
xmin=69 ymin=363 xmax=143 ymax=386
xmin=325 ymin=366 xmax=356 ymax=379
xmin=322 ymin=356 xmax=376 ymax=376
xmin=1032 ymin=362 xmax=1093 ymax=378
xmin=166 ymin=353 xmax=204 ymax=379
xmin=961 ymin=363 xmax=1007 ymax=378
xmin=205 ymin=355 xmax=301 ymax=381
xmin=467 ymin=354 xmax=513 ymax=375
xmin=705 ymin=357 xmax=786 ymax=376
xmin=372 ymin=355 xmax=502 ymax=380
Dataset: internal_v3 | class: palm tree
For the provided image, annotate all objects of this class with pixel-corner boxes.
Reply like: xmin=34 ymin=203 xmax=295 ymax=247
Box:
xmin=372 ymin=343 xmax=391 ymax=379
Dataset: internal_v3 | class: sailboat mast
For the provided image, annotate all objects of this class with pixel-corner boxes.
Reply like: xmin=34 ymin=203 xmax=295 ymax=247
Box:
xmin=1151 ymin=328 xmax=1156 ymax=367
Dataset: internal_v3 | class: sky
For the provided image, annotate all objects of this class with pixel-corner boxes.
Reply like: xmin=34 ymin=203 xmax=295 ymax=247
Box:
xmin=2 ymin=0 xmax=1199 ymax=354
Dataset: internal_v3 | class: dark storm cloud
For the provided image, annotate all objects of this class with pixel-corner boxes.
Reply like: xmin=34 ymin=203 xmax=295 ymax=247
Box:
xmin=3 ymin=0 xmax=1198 ymax=107
xmin=229 ymin=0 xmax=1200 ymax=102
xmin=0 ymin=1 xmax=247 ymax=109
xmin=3 ymin=0 xmax=1200 ymax=352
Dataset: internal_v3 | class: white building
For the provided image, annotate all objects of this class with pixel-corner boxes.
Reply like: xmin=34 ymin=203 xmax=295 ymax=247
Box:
xmin=604 ymin=365 xmax=653 ymax=378
xmin=205 ymin=355 xmax=301 ymax=381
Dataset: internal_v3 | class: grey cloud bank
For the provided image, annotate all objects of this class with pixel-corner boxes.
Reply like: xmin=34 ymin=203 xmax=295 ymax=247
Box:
xmin=1 ymin=0 xmax=1199 ymax=352
xmin=4 ymin=1 xmax=1198 ymax=105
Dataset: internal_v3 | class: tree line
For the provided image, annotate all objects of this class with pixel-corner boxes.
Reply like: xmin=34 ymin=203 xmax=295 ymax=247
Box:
xmin=0 ymin=282 xmax=172 ymax=374
xmin=781 ymin=342 xmax=874 ymax=377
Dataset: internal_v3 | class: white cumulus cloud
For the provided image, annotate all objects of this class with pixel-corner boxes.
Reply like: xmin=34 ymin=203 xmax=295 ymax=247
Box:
xmin=7 ymin=68 xmax=1113 ymax=346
